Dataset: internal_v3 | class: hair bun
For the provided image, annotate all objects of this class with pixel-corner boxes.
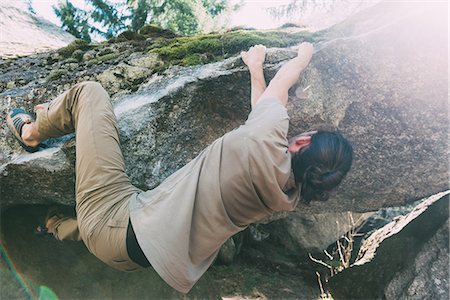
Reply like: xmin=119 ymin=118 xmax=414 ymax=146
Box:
xmin=292 ymin=130 xmax=353 ymax=204
xmin=301 ymin=166 xmax=333 ymax=203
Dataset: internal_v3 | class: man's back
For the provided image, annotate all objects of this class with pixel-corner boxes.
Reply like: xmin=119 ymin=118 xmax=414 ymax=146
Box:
xmin=221 ymin=97 xmax=300 ymax=225
xmin=130 ymin=97 xmax=299 ymax=293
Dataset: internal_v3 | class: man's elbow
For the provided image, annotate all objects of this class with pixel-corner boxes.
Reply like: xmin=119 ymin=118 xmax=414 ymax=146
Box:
xmin=258 ymin=81 xmax=288 ymax=106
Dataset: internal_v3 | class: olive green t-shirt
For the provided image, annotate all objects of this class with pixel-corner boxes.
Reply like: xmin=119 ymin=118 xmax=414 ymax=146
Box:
xmin=129 ymin=97 xmax=300 ymax=293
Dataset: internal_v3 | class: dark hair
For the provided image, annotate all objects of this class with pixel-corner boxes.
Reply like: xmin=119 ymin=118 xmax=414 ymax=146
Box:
xmin=292 ymin=130 xmax=353 ymax=204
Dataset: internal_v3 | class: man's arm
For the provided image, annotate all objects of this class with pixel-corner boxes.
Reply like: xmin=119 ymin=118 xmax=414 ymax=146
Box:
xmin=260 ymin=42 xmax=314 ymax=107
xmin=241 ymin=45 xmax=267 ymax=108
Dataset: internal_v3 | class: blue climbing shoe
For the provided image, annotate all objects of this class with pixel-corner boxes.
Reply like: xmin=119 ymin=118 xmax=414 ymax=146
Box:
xmin=6 ymin=108 xmax=46 ymax=153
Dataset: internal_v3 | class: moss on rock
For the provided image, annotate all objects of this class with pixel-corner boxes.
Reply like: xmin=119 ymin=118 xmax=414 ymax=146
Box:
xmin=150 ymin=30 xmax=317 ymax=66
xmin=65 ymin=57 xmax=79 ymax=64
xmin=57 ymin=39 xmax=90 ymax=58
xmin=99 ymin=52 xmax=120 ymax=62
xmin=97 ymin=47 xmax=114 ymax=57
xmin=181 ymin=53 xmax=216 ymax=66
xmin=181 ymin=53 xmax=204 ymax=66
xmin=87 ymin=53 xmax=120 ymax=65
xmin=139 ymin=24 xmax=177 ymax=38
xmin=46 ymin=69 xmax=68 ymax=81
xmin=145 ymin=37 xmax=172 ymax=52
xmin=71 ymin=49 xmax=84 ymax=62
xmin=116 ymin=30 xmax=145 ymax=42
xmin=280 ymin=22 xmax=305 ymax=29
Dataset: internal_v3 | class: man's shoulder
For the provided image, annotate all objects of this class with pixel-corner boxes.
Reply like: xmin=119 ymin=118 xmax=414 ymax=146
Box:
xmin=247 ymin=97 xmax=289 ymax=124
xmin=221 ymin=97 xmax=289 ymax=160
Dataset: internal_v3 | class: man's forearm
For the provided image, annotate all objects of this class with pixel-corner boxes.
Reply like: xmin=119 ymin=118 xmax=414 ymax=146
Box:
xmin=259 ymin=56 xmax=310 ymax=106
xmin=248 ymin=57 xmax=307 ymax=107
xmin=271 ymin=56 xmax=309 ymax=94
xmin=262 ymin=43 xmax=313 ymax=106
xmin=249 ymin=66 xmax=267 ymax=108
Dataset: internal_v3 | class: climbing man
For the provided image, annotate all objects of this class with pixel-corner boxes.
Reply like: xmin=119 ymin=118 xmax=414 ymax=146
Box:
xmin=6 ymin=42 xmax=352 ymax=293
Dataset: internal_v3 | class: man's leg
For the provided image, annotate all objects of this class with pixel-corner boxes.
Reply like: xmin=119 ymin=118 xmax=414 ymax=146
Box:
xmin=49 ymin=216 xmax=81 ymax=241
xmin=23 ymin=81 xmax=140 ymax=241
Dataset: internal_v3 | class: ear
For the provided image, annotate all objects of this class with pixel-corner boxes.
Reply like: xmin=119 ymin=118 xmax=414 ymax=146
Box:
xmin=295 ymin=135 xmax=311 ymax=145
xmin=288 ymin=136 xmax=311 ymax=153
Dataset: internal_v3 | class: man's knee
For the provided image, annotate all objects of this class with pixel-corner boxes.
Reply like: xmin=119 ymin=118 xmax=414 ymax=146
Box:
xmin=77 ymin=81 xmax=110 ymax=105
xmin=80 ymin=81 xmax=106 ymax=94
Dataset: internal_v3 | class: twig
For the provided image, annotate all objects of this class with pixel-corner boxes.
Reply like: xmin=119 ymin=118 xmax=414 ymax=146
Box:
xmin=316 ymin=272 xmax=325 ymax=295
xmin=324 ymin=249 xmax=333 ymax=260
xmin=337 ymin=240 xmax=345 ymax=267
xmin=309 ymin=253 xmax=332 ymax=269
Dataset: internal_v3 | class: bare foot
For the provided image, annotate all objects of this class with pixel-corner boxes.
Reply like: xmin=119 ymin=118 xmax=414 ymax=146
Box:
xmin=21 ymin=104 xmax=46 ymax=147
xmin=45 ymin=215 xmax=61 ymax=234
xmin=21 ymin=123 xmax=42 ymax=147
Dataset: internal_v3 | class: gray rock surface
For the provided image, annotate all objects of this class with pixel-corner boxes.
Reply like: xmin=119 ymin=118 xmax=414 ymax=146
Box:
xmin=1 ymin=1 xmax=447 ymax=214
xmin=384 ymin=220 xmax=449 ymax=300
xmin=328 ymin=194 xmax=449 ymax=299
xmin=0 ymin=1 xmax=75 ymax=58
xmin=263 ymin=211 xmax=373 ymax=253
xmin=0 ymin=2 xmax=448 ymax=298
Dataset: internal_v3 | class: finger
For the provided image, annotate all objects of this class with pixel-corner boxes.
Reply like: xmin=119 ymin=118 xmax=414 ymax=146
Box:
xmin=298 ymin=42 xmax=314 ymax=51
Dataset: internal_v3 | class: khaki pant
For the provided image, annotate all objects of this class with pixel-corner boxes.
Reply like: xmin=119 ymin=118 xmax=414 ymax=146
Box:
xmin=35 ymin=81 xmax=142 ymax=271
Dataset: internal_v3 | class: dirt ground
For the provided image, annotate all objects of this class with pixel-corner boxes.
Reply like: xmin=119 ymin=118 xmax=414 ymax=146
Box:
xmin=1 ymin=205 xmax=319 ymax=299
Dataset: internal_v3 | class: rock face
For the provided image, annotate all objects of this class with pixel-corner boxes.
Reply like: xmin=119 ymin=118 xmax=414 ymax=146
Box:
xmin=1 ymin=1 xmax=448 ymax=215
xmin=0 ymin=1 xmax=448 ymax=298
xmin=384 ymin=220 xmax=449 ymax=300
xmin=0 ymin=1 xmax=75 ymax=58
xmin=261 ymin=211 xmax=374 ymax=253
xmin=328 ymin=193 xmax=449 ymax=299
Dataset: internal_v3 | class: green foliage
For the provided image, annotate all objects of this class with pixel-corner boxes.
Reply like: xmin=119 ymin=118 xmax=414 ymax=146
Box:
xmin=27 ymin=0 xmax=36 ymax=14
xmin=151 ymin=30 xmax=316 ymax=66
xmin=52 ymin=0 xmax=235 ymax=42
xmin=128 ymin=0 xmax=149 ymax=32
xmin=268 ymin=0 xmax=339 ymax=19
xmin=90 ymin=0 xmax=127 ymax=39
xmin=53 ymin=1 xmax=91 ymax=42
xmin=201 ymin=0 xmax=227 ymax=16
xmin=47 ymin=69 xmax=68 ymax=81
xmin=57 ymin=39 xmax=91 ymax=58
xmin=149 ymin=0 xmax=199 ymax=36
